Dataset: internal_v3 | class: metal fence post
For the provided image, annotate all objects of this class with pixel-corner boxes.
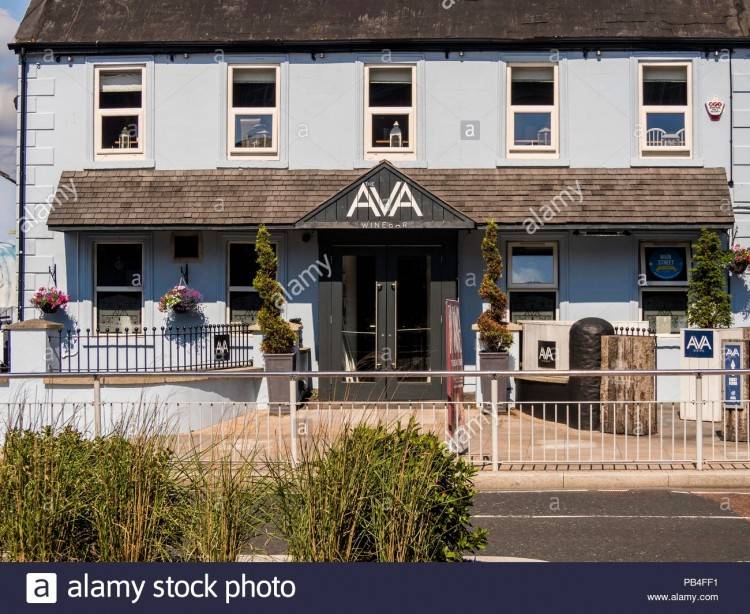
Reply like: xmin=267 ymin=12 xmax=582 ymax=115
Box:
xmin=290 ymin=377 xmax=298 ymax=468
xmin=93 ymin=375 xmax=102 ymax=438
xmin=491 ymin=375 xmax=499 ymax=472
xmin=695 ymin=373 xmax=703 ymax=471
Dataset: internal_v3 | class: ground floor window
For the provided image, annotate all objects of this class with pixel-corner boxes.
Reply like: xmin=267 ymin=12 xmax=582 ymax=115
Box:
xmin=227 ymin=242 xmax=270 ymax=324
xmin=509 ymin=291 xmax=557 ymax=323
xmin=642 ymin=290 xmax=687 ymax=334
xmin=95 ymin=243 xmax=143 ymax=331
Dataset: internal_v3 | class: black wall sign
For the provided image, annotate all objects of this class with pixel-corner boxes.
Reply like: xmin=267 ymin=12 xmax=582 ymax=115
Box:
xmin=214 ymin=334 xmax=231 ymax=362
xmin=538 ymin=340 xmax=557 ymax=369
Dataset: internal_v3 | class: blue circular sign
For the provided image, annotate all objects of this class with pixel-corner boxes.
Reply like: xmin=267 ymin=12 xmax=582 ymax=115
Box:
xmin=648 ymin=248 xmax=685 ymax=281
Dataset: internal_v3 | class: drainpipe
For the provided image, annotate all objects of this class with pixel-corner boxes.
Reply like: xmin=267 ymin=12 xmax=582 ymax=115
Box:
xmin=17 ymin=49 xmax=28 ymax=322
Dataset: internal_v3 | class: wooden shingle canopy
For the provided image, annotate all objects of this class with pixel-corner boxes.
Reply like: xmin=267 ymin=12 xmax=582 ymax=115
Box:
xmin=46 ymin=164 xmax=734 ymax=229
xmin=12 ymin=0 xmax=750 ymax=49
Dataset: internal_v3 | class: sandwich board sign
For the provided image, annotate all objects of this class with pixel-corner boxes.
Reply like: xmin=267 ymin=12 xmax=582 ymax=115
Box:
xmin=684 ymin=330 xmax=715 ymax=359
xmin=723 ymin=342 xmax=743 ymax=408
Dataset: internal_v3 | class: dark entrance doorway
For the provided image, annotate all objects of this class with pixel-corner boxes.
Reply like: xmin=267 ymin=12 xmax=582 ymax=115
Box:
xmin=319 ymin=232 xmax=458 ymax=401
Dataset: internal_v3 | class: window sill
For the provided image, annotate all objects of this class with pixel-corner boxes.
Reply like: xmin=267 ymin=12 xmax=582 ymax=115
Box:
xmin=85 ymin=159 xmax=155 ymax=170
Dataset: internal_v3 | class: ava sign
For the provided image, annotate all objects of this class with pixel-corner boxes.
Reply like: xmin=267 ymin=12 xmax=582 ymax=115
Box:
xmin=684 ymin=329 xmax=715 ymax=359
xmin=347 ymin=181 xmax=424 ymax=218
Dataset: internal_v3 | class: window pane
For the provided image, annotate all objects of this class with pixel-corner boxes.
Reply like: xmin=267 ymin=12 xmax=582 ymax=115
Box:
xmin=642 ymin=291 xmax=687 ymax=334
xmin=99 ymin=71 xmax=142 ymax=109
xmin=342 ymin=255 xmax=377 ymax=377
xmin=96 ymin=292 xmax=142 ymax=331
xmin=174 ymin=235 xmax=200 ymax=260
xmin=101 ymin=116 xmax=139 ymax=150
xmin=510 ymin=292 xmax=556 ymax=323
xmin=511 ymin=66 xmax=554 ymax=105
xmin=513 ymin=112 xmax=552 ymax=146
xmin=229 ymin=243 xmax=272 ymax=287
xmin=644 ymin=247 xmax=688 ymax=283
xmin=645 ymin=113 xmax=686 ymax=146
xmin=234 ymin=115 xmax=274 ymax=149
xmin=229 ymin=292 xmax=262 ymax=325
xmin=369 ymin=67 xmax=412 ymax=107
xmin=643 ymin=66 xmax=687 ymax=105
xmin=96 ymin=244 xmax=142 ymax=288
xmin=371 ymin=114 xmax=409 ymax=148
xmin=232 ymin=68 xmax=276 ymax=107
xmin=512 ymin=246 xmax=555 ymax=285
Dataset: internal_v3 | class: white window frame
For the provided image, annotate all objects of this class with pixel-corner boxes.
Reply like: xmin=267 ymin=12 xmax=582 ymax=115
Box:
xmin=364 ymin=64 xmax=417 ymax=159
xmin=226 ymin=241 xmax=277 ymax=324
xmin=227 ymin=65 xmax=280 ymax=159
xmin=94 ymin=65 xmax=146 ymax=160
xmin=639 ymin=242 xmax=692 ymax=288
xmin=639 ymin=62 xmax=692 ymax=157
xmin=508 ymin=242 xmax=559 ymax=290
xmin=506 ymin=64 xmax=559 ymax=158
xmin=93 ymin=241 xmax=144 ymax=332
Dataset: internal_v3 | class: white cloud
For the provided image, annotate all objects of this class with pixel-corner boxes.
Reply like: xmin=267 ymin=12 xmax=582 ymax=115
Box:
xmin=0 ymin=9 xmax=19 ymax=181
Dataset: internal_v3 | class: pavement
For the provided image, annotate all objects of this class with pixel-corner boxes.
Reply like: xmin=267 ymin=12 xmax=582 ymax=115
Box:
xmin=471 ymin=489 xmax=750 ymax=562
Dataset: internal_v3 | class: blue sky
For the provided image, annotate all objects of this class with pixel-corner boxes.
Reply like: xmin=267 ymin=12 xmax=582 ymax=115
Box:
xmin=2 ymin=0 xmax=28 ymax=21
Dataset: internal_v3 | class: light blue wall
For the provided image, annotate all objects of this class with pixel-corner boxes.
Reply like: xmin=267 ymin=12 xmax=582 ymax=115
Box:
xmin=13 ymin=48 xmax=743 ymax=334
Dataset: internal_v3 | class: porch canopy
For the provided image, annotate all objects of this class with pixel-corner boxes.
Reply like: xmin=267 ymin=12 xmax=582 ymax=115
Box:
xmin=46 ymin=163 xmax=734 ymax=230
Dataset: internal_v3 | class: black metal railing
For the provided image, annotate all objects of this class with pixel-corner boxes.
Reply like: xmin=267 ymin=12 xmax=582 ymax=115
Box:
xmin=613 ymin=326 xmax=655 ymax=336
xmin=51 ymin=324 xmax=255 ymax=373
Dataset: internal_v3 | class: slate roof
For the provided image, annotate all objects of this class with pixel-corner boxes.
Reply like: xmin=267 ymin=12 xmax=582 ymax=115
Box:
xmin=45 ymin=166 xmax=733 ymax=228
xmin=12 ymin=0 xmax=750 ymax=48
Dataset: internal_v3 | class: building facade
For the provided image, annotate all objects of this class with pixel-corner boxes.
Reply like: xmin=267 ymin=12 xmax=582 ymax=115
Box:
xmin=8 ymin=0 xmax=750 ymax=401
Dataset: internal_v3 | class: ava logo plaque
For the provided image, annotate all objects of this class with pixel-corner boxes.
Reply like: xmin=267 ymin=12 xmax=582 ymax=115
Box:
xmin=347 ymin=181 xmax=424 ymax=218
xmin=684 ymin=330 xmax=715 ymax=359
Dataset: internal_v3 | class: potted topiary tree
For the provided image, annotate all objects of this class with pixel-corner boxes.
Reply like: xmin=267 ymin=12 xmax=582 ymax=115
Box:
xmin=254 ymin=225 xmax=298 ymax=407
xmin=687 ymin=228 xmax=732 ymax=329
xmin=476 ymin=221 xmax=514 ymax=405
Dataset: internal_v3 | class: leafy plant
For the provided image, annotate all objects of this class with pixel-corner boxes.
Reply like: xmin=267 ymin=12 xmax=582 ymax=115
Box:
xmin=687 ymin=229 xmax=732 ymax=329
xmin=30 ymin=287 xmax=69 ymax=314
xmin=254 ymin=225 xmax=296 ymax=354
xmin=0 ymin=427 xmax=94 ymax=562
xmin=477 ymin=221 xmax=513 ymax=352
xmin=157 ymin=285 xmax=203 ymax=314
xmin=270 ymin=420 xmax=486 ymax=562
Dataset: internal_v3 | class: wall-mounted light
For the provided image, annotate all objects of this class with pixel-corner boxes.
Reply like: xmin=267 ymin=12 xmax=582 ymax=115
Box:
xmin=458 ymin=51 xmax=465 ymax=58
xmin=596 ymin=49 xmax=602 ymax=60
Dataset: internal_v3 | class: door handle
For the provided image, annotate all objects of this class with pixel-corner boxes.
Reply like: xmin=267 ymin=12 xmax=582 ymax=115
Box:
xmin=391 ymin=281 xmax=398 ymax=370
xmin=375 ymin=282 xmax=383 ymax=369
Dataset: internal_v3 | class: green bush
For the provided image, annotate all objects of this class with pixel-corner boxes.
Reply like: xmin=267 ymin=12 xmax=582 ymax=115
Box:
xmin=687 ymin=228 xmax=733 ymax=328
xmin=477 ymin=221 xmax=513 ymax=352
xmin=0 ymin=427 xmax=94 ymax=562
xmin=254 ymin=225 xmax=297 ymax=354
xmin=271 ymin=421 xmax=486 ymax=562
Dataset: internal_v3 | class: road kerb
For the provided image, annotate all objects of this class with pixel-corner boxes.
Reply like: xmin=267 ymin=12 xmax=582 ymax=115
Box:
xmin=474 ymin=470 xmax=750 ymax=491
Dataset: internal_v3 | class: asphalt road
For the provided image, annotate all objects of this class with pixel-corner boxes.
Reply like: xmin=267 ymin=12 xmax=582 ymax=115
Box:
xmin=471 ymin=490 xmax=750 ymax=562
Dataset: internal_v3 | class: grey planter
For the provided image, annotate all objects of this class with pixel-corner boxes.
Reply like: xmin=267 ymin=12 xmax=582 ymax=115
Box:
xmin=264 ymin=353 xmax=295 ymax=410
xmin=479 ymin=352 xmax=509 ymax=408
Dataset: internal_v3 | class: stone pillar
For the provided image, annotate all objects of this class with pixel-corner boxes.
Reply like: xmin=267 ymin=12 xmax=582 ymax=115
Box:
xmin=6 ymin=320 xmax=63 ymax=373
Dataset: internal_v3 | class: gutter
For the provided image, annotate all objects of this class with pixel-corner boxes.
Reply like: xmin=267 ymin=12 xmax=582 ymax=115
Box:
xmin=8 ymin=37 xmax=750 ymax=56
xmin=17 ymin=49 xmax=28 ymax=322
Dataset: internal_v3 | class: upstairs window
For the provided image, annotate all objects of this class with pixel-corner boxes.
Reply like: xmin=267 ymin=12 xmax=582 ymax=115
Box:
xmin=95 ymin=67 xmax=145 ymax=158
xmin=228 ymin=66 xmax=280 ymax=158
xmin=365 ymin=65 xmax=416 ymax=157
xmin=507 ymin=65 xmax=558 ymax=157
xmin=639 ymin=63 xmax=691 ymax=156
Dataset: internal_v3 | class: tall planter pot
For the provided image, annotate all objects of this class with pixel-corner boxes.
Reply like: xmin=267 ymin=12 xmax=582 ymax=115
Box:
xmin=264 ymin=353 xmax=295 ymax=411
xmin=479 ymin=352 xmax=509 ymax=410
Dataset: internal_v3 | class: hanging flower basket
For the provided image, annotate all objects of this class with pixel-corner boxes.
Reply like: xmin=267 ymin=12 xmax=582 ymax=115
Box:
xmin=158 ymin=285 xmax=203 ymax=315
xmin=728 ymin=245 xmax=750 ymax=276
xmin=30 ymin=287 xmax=69 ymax=314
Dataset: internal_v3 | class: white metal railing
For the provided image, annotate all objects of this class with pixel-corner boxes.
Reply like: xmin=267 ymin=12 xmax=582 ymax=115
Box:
xmin=2 ymin=369 xmax=749 ymax=470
